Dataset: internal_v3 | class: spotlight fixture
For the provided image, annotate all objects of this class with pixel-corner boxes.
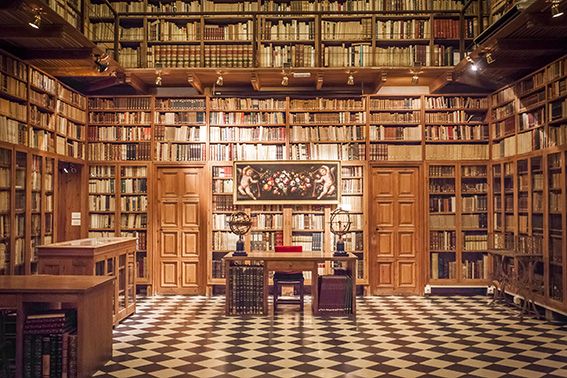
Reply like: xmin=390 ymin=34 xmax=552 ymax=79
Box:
xmin=347 ymin=73 xmax=354 ymax=86
xmin=281 ymin=74 xmax=289 ymax=86
xmin=551 ymin=1 xmax=564 ymax=17
xmin=216 ymin=73 xmax=224 ymax=86
xmin=485 ymin=52 xmax=495 ymax=64
xmin=470 ymin=62 xmax=479 ymax=72
xmin=155 ymin=70 xmax=162 ymax=86
xmin=29 ymin=8 xmax=42 ymax=29
xmin=465 ymin=53 xmax=479 ymax=72
xmin=94 ymin=54 xmax=109 ymax=73
xmin=411 ymin=74 xmax=419 ymax=85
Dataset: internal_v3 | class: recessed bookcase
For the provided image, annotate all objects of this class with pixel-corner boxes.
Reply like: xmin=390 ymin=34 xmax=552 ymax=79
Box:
xmin=89 ymin=0 xmax=478 ymax=69
xmin=428 ymin=163 xmax=489 ymax=284
xmin=155 ymin=96 xmax=207 ymax=162
xmin=289 ymin=97 xmax=365 ymax=160
xmin=88 ymin=96 xmax=153 ymax=161
xmin=88 ymin=163 xmax=151 ymax=293
xmin=209 ymin=97 xmax=287 ymax=161
xmin=0 ymin=148 xmax=11 ymax=275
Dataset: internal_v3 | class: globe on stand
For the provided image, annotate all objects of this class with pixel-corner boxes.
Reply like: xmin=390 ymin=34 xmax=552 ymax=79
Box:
xmin=330 ymin=208 xmax=351 ymax=257
xmin=228 ymin=211 xmax=252 ymax=256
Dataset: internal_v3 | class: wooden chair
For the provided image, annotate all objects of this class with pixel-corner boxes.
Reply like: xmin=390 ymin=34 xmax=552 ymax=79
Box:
xmin=273 ymin=246 xmax=304 ymax=312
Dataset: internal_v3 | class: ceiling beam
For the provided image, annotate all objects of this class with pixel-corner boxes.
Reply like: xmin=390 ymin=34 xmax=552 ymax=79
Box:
xmin=496 ymin=39 xmax=567 ymax=51
xmin=250 ymin=73 xmax=261 ymax=91
xmin=316 ymin=74 xmax=324 ymax=90
xmin=84 ymin=76 xmax=122 ymax=93
xmin=429 ymin=72 xmax=454 ymax=93
xmin=19 ymin=48 xmax=93 ymax=60
xmin=125 ymin=72 xmax=148 ymax=93
xmin=0 ymin=0 xmax=24 ymax=9
xmin=0 ymin=24 xmax=65 ymax=39
xmin=187 ymin=74 xmax=203 ymax=94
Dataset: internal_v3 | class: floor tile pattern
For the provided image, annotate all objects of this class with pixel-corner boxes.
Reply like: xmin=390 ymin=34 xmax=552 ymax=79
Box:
xmin=94 ymin=296 xmax=567 ymax=377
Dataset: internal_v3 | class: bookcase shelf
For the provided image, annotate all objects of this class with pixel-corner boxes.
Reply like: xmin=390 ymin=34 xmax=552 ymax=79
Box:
xmin=91 ymin=0 xmax=477 ymax=69
xmin=88 ymin=163 xmax=151 ymax=293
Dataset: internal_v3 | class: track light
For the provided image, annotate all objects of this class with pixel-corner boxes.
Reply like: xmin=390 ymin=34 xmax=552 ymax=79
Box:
xmin=281 ymin=74 xmax=289 ymax=86
xmin=155 ymin=70 xmax=162 ymax=86
xmin=216 ymin=74 xmax=224 ymax=86
xmin=551 ymin=1 xmax=564 ymax=17
xmin=466 ymin=53 xmax=479 ymax=72
xmin=94 ymin=54 xmax=109 ymax=73
xmin=411 ymin=74 xmax=419 ymax=85
xmin=347 ymin=73 xmax=354 ymax=86
xmin=29 ymin=8 xmax=42 ymax=29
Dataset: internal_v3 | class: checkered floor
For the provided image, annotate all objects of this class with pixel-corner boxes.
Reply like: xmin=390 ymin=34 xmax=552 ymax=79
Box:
xmin=94 ymin=296 xmax=567 ymax=377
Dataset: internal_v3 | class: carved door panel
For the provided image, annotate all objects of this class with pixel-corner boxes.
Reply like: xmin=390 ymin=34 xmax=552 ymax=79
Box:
xmin=371 ymin=167 xmax=422 ymax=294
xmin=156 ymin=168 xmax=204 ymax=294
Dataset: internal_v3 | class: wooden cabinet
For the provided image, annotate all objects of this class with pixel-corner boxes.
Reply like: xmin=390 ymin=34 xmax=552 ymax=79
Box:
xmin=0 ymin=275 xmax=113 ymax=378
xmin=37 ymin=237 xmax=136 ymax=324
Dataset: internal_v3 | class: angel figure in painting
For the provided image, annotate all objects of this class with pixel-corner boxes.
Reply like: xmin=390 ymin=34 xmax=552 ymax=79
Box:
xmin=238 ymin=166 xmax=259 ymax=200
xmin=314 ymin=165 xmax=336 ymax=200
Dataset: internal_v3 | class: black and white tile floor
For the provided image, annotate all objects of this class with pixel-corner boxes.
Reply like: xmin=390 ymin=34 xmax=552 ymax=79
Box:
xmin=94 ymin=296 xmax=567 ymax=377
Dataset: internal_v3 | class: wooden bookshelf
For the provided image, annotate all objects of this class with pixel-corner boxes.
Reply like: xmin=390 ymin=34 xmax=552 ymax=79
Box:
xmin=88 ymin=0 xmax=477 ymax=69
xmin=88 ymin=163 xmax=151 ymax=293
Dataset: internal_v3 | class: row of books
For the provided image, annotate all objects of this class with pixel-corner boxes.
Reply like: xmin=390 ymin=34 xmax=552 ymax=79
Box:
xmin=322 ymin=19 xmax=372 ymax=40
xmin=0 ymin=98 xmax=27 ymax=122
xmin=463 ymin=235 xmax=488 ymax=251
xmin=23 ymin=310 xmax=78 ymax=378
xmin=210 ymin=143 xmax=285 ymax=161
xmin=430 ymin=230 xmax=456 ymax=250
xmin=227 ymin=263 xmax=265 ymax=315
xmin=462 ymin=214 xmax=488 ymax=229
xmin=122 ymin=230 xmax=147 ymax=251
xmin=121 ymin=214 xmax=147 ymax=229
xmin=342 ymin=178 xmax=363 ymax=194
xmin=210 ymin=126 xmax=285 ymax=142
xmin=89 ymin=166 xmax=114 ymax=178
xmin=0 ymin=72 xmax=28 ymax=99
xmin=212 ymin=231 xmax=239 ymax=251
xmin=291 ymin=125 xmax=365 ymax=142
xmin=211 ymin=98 xmax=285 ymax=110
xmin=292 ymin=214 xmax=324 ymax=230
xmin=291 ymin=112 xmax=365 ymax=124
xmin=425 ymin=125 xmax=488 ymax=141
xmin=210 ymin=111 xmax=285 ymax=125
xmin=291 ymin=232 xmax=323 ymax=251
xmin=370 ymin=111 xmax=420 ymax=123
xmin=0 ymin=116 xmax=27 ymax=145
xmin=250 ymin=231 xmax=282 ymax=251
xmin=148 ymin=45 xmax=201 ymax=68
xmin=261 ymin=20 xmax=315 ymax=41
xmin=156 ymin=112 xmax=206 ymax=125
xmin=462 ymin=196 xmax=487 ymax=212
xmin=425 ymin=111 xmax=485 ymax=123
xmin=88 ymin=126 xmax=152 ymax=142
xmin=429 ymin=197 xmax=456 ymax=213
xmin=370 ymin=125 xmax=421 ymax=141
xmin=89 ymin=112 xmax=151 ymax=125
xmin=0 ymin=53 xmax=27 ymax=81
xmin=425 ymin=144 xmax=489 ymax=160
xmin=88 ymin=143 xmax=152 ymax=161
xmin=343 ymin=165 xmax=364 ymax=178
xmin=90 ymin=214 xmax=114 ymax=229
xmin=136 ymin=254 xmax=148 ymax=279
xmin=431 ymin=253 xmax=456 ymax=279
xmin=290 ymin=143 xmax=365 ymax=160
xmin=121 ymin=178 xmax=147 ymax=194
xmin=148 ymin=20 xmax=200 ymax=42
xmin=89 ymin=97 xmax=151 ymax=110
xmin=259 ymin=44 xmax=316 ymax=67
xmin=374 ymin=45 xmax=459 ymax=67
xmin=156 ymin=143 xmax=205 ymax=161
xmin=370 ymin=98 xmax=420 ymax=110
xmin=89 ymin=194 xmax=115 ymax=212
xmin=212 ymin=178 xmax=233 ymax=194
xmin=462 ymin=255 xmax=489 ymax=279
xmin=369 ymin=144 xmax=421 ymax=161
xmin=333 ymin=232 xmax=364 ymax=251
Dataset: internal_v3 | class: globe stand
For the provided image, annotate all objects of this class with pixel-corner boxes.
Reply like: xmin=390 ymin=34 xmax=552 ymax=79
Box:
xmin=333 ymin=236 xmax=348 ymax=257
xmin=233 ymin=237 xmax=247 ymax=257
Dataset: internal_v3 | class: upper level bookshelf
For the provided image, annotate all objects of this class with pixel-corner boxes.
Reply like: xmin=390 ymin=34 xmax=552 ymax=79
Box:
xmin=491 ymin=55 xmax=567 ymax=159
xmin=0 ymin=50 xmax=87 ymax=161
xmin=85 ymin=0 xmax=478 ymax=69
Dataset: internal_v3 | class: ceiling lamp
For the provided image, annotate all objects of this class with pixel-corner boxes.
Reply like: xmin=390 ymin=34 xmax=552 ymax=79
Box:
xmin=155 ymin=70 xmax=162 ymax=86
xmin=29 ymin=8 xmax=42 ymax=29
xmin=281 ymin=74 xmax=289 ymax=86
xmin=216 ymin=73 xmax=224 ymax=86
xmin=411 ymin=74 xmax=419 ymax=85
xmin=94 ymin=54 xmax=110 ymax=73
xmin=347 ymin=72 xmax=354 ymax=86
xmin=551 ymin=1 xmax=564 ymax=17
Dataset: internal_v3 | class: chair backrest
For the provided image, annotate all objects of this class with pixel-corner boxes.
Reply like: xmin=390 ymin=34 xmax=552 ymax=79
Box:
xmin=275 ymin=245 xmax=303 ymax=253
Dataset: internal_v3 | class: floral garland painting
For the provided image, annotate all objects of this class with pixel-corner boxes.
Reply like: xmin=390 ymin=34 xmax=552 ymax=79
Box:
xmin=233 ymin=161 xmax=341 ymax=204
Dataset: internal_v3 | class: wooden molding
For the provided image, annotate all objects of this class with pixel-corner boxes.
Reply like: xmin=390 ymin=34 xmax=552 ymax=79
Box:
xmin=19 ymin=47 xmax=94 ymax=60
xmin=429 ymin=72 xmax=454 ymax=93
xmin=495 ymin=39 xmax=567 ymax=51
xmin=125 ymin=72 xmax=148 ymax=93
xmin=187 ymin=74 xmax=204 ymax=94
xmin=0 ymin=24 xmax=65 ymax=38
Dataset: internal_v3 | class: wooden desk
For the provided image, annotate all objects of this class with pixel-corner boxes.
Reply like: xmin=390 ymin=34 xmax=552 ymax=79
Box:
xmin=224 ymin=252 xmax=357 ymax=316
xmin=0 ymin=275 xmax=114 ymax=378
xmin=37 ymin=237 xmax=136 ymax=324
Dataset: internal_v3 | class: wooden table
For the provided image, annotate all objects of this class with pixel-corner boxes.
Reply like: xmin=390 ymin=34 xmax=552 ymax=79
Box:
xmin=223 ymin=252 xmax=357 ymax=316
xmin=37 ymin=237 xmax=136 ymax=324
xmin=0 ymin=275 xmax=114 ymax=378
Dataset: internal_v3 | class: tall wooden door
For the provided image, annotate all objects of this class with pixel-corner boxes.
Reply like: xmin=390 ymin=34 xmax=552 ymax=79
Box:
xmin=155 ymin=167 xmax=205 ymax=295
xmin=370 ymin=167 xmax=423 ymax=294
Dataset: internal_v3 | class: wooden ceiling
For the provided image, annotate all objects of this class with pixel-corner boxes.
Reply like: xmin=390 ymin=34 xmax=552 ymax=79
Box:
xmin=1 ymin=0 xmax=566 ymax=95
xmin=454 ymin=0 xmax=567 ymax=91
